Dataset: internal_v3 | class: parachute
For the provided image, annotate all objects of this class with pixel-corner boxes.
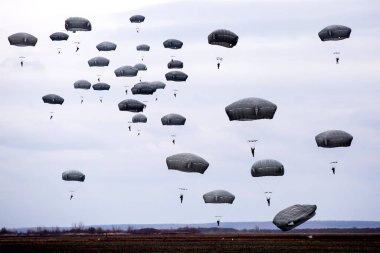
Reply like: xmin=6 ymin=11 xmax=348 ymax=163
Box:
xmin=114 ymin=66 xmax=138 ymax=77
xmin=150 ymin=81 xmax=166 ymax=90
xmin=203 ymin=190 xmax=235 ymax=204
xmin=251 ymin=159 xmax=284 ymax=177
xmin=88 ymin=57 xmax=110 ymax=67
xmin=132 ymin=113 xmax=147 ymax=123
xmin=130 ymin=15 xmax=145 ymax=23
xmin=62 ymin=170 xmax=85 ymax=182
xmin=92 ymin=83 xmax=110 ymax=91
xmin=163 ymin=39 xmax=183 ymax=49
xmin=318 ymin=25 xmax=351 ymax=41
xmin=96 ymin=41 xmax=117 ymax=51
xmin=136 ymin=44 xmax=150 ymax=51
xmin=50 ymin=32 xmax=69 ymax=41
xmin=168 ymin=60 xmax=183 ymax=69
xmin=118 ymin=99 xmax=146 ymax=112
xmin=134 ymin=63 xmax=147 ymax=71
xmin=8 ymin=33 xmax=38 ymax=47
xmin=273 ymin=204 xmax=317 ymax=231
xmin=166 ymin=153 xmax=209 ymax=174
xmin=42 ymin=94 xmax=64 ymax=105
xmin=161 ymin=114 xmax=186 ymax=125
xmin=225 ymin=97 xmax=277 ymax=121
xmin=74 ymin=80 xmax=91 ymax=89
xmin=65 ymin=17 xmax=92 ymax=32
xmin=315 ymin=130 xmax=353 ymax=148
xmin=165 ymin=71 xmax=188 ymax=82
xmin=208 ymin=29 xmax=239 ymax=48
xmin=131 ymin=82 xmax=156 ymax=95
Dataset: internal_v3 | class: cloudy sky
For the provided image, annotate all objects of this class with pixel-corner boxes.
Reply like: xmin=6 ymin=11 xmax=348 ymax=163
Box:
xmin=0 ymin=0 xmax=380 ymax=228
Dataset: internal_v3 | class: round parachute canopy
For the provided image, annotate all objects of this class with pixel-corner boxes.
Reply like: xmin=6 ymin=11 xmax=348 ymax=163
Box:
xmin=65 ymin=17 xmax=92 ymax=32
xmin=161 ymin=113 xmax=186 ymax=125
xmin=318 ymin=25 xmax=351 ymax=41
xmin=150 ymin=81 xmax=166 ymax=90
xmin=136 ymin=44 xmax=150 ymax=51
xmin=225 ymin=97 xmax=277 ymax=121
xmin=96 ymin=41 xmax=117 ymax=51
xmin=62 ymin=170 xmax=85 ymax=182
xmin=163 ymin=39 xmax=183 ymax=49
xmin=88 ymin=57 xmax=110 ymax=67
xmin=273 ymin=204 xmax=317 ymax=231
xmin=208 ymin=29 xmax=239 ymax=48
xmin=131 ymin=82 xmax=156 ymax=95
xmin=130 ymin=15 xmax=145 ymax=23
xmin=114 ymin=66 xmax=138 ymax=77
xmin=168 ymin=60 xmax=183 ymax=69
xmin=50 ymin=32 xmax=69 ymax=41
xmin=134 ymin=63 xmax=147 ymax=71
xmin=315 ymin=130 xmax=353 ymax=148
xmin=74 ymin=80 xmax=91 ymax=89
xmin=92 ymin=83 xmax=110 ymax=90
xmin=118 ymin=99 xmax=146 ymax=112
xmin=132 ymin=113 xmax=147 ymax=123
xmin=8 ymin=33 xmax=38 ymax=47
xmin=165 ymin=71 xmax=188 ymax=82
xmin=203 ymin=190 xmax=235 ymax=204
xmin=251 ymin=159 xmax=284 ymax=177
xmin=42 ymin=94 xmax=64 ymax=105
xmin=166 ymin=153 xmax=209 ymax=174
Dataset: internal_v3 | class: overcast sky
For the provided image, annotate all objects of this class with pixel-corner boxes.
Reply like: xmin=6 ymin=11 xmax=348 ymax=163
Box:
xmin=0 ymin=0 xmax=380 ymax=229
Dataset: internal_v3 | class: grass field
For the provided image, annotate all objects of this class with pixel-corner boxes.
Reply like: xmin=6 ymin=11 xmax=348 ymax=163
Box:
xmin=1 ymin=234 xmax=380 ymax=253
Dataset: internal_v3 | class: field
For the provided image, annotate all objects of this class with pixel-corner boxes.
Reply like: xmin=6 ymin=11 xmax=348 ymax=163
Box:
xmin=1 ymin=234 xmax=380 ymax=253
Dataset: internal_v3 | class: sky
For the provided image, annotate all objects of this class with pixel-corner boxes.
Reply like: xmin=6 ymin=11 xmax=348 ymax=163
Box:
xmin=0 ymin=0 xmax=380 ymax=229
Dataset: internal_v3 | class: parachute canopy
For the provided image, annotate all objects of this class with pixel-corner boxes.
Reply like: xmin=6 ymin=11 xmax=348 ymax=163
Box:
xmin=161 ymin=113 xmax=186 ymax=125
xmin=273 ymin=204 xmax=317 ymax=231
xmin=168 ymin=60 xmax=183 ymax=69
xmin=136 ymin=44 xmax=150 ymax=51
xmin=132 ymin=113 xmax=147 ymax=123
xmin=134 ymin=63 xmax=147 ymax=71
xmin=165 ymin=71 xmax=188 ymax=82
xmin=118 ymin=99 xmax=146 ymax=112
xmin=130 ymin=15 xmax=145 ymax=23
xmin=315 ymin=130 xmax=353 ymax=148
xmin=208 ymin=29 xmax=239 ymax=48
xmin=65 ymin=17 xmax=92 ymax=32
xmin=92 ymin=83 xmax=110 ymax=90
xmin=62 ymin=170 xmax=85 ymax=182
xmin=74 ymin=80 xmax=91 ymax=89
xmin=166 ymin=153 xmax=209 ymax=174
xmin=203 ymin=190 xmax=235 ymax=204
xmin=251 ymin=159 xmax=285 ymax=177
xmin=42 ymin=94 xmax=64 ymax=105
xmin=131 ymin=82 xmax=156 ymax=95
xmin=225 ymin=97 xmax=277 ymax=121
xmin=96 ymin=41 xmax=117 ymax=51
xmin=50 ymin=32 xmax=69 ymax=41
xmin=88 ymin=57 xmax=110 ymax=67
xmin=318 ymin=25 xmax=351 ymax=41
xmin=150 ymin=81 xmax=166 ymax=90
xmin=114 ymin=66 xmax=138 ymax=77
xmin=8 ymin=33 xmax=38 ymax=47
xmin=163 ymin=39 xmax=183 ymax=49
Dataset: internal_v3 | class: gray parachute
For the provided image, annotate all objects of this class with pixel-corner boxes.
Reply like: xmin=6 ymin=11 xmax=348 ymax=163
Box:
xmin=130 ymin=15 xmax=145 ymax=23
xmin=8 ymin=33 xmax=38 ymax=47
xmin=163 ymin=39 xmax=183 ymax=49
xmin=251 ymin=159 xmax=284 ymax=177
xmin=161 ymin=114 xmax=186 ymax=125
xmin=225 ymin=97 xmax=277 ymax=121
xmin=131 ymin=82 xmax=156 ymax=95
xmin=203 ymin=190 xmax=235 ymax=204
xmin=42 ymin=94 xmax=64 ymax=105
xmin=315 ymin=130 xmax=353 ymax=148
xmin=88 ymin=57 xmax=110 ymax=67
xmin=208 ymin=29 xmax=239 ymax=48
xmin=62 ymin=170 xmax=85 ymax=182
xmin=65 ymin=17 xmax=92 ymax=32
xmin=168 ymin=60 xmax=183 ymax=69
xmin=166 ymin=153 xmax=209 ymax=174
xmin=118 ymin=99 xmax=146 ymax=112
xmin=92 ymin=83 xmax=110 ymax=90
xmin=74 ymin=80 xmax=91 ymax=89
xmin=134 ymin=63 xmax=147 ymax=71
xmin=96 ymin=41 xmax=117 ymax=51
xmin=318 ymin=25 xmax=351 ymax=41
xmin=150 ymin=81 xmax=166 ymax=90
xmin=114 ymin=66 xmax=138 ymax=77
xmin=50 ymin=32 xmax=69 ymax=41
xmin=273 ymin=204 xmax=317 ymax=231
xmin=136 ymin=44 xmax=150 ymax=51
xmin=165 ymin=71 xmax=188 ymax=82
xmin=132 ymin=113 xmax=147 ymax=123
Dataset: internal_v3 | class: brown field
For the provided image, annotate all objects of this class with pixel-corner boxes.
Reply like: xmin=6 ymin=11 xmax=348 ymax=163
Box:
xmin=1 ymin=234 xmax=380 ymax=253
